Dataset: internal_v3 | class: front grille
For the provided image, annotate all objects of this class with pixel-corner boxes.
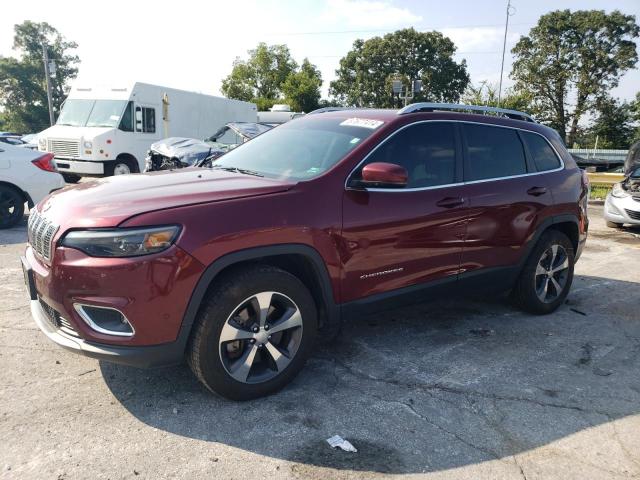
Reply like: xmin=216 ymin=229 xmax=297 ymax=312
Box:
xmin=625 ymin=209 xmax=640 ymax=220
xmin=38 ymin=297 xmax=79 ymax=337
xmin=47 ymin=139 xmax=80 ymax=158
xmin=27 ymin=210 xmax=59 ymax=261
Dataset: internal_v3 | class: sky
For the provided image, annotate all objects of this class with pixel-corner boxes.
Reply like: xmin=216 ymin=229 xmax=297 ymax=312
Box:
xmin=1 ymin=0 xmax=639 ymax=103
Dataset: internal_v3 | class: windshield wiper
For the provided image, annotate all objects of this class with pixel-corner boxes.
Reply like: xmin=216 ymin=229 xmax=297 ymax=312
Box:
xmin=210 ymin=165 xmax=264 ymax=177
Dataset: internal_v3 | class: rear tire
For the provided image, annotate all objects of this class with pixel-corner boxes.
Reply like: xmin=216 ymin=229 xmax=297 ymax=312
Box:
xmin=0 ymin=185 xmax=25 ymax=229
xmin=513 ymin=230 xmax=575 ymax=315
xmin=606 ymin=221 xmax=623 ymax=228
xmin=188 ymin=265 xmax=317 ymax=400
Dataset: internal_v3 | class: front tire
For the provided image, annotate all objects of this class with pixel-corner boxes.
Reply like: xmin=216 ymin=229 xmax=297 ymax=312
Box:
xmin=188 ymin=265 xmax=317 ymax=400
xmin=513 ymin=230 xmax=575 ymax=315
xmin=0 ymin=185 xmax=25 ymax=229
xmin=62 ymin=173 xmax=81 ymax=184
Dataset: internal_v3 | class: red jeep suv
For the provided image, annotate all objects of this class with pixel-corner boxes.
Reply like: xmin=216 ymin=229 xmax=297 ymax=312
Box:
xmin=22 ymin=104 xmax=589 ymax=400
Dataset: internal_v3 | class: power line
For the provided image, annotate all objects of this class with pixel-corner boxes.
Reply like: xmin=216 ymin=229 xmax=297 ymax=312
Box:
xmin=262 ymin=22 xmax=535 ymax=37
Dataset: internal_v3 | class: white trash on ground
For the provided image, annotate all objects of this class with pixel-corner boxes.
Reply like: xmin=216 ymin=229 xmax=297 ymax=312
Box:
xmin=326 ymin=435 xmax=358 ymax=453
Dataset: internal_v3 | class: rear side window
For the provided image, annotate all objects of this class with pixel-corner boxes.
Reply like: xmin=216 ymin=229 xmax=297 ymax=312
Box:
xmin=463 ymin=124 xmax=527 ymax=181
xmin=358 ymin=122 xmax=457 ymax=188
xmin=521 ymin=131 xmax=561 ymax=172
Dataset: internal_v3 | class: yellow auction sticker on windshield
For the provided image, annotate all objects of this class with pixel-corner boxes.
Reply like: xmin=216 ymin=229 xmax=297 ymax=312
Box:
xmin=340 ymin=118 xmax=384 ymax=129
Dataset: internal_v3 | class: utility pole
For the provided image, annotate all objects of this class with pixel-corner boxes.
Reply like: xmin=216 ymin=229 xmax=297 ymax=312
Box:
xmin=42 ymin=43 xmax=55 ymax=126
xmin=498 ymin=0 xmax=514 ymax=107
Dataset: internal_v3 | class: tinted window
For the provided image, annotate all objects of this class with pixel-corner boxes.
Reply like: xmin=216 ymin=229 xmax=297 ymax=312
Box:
xmin=522 ymin=131 xmax=560 ymax=172
xmin=357 ymin=122 xmax=457 ymax=188
xmin=143 ymin=107 xmax=155 ymax=133
xmin=463 ymin=124 xmax=526 ymax=181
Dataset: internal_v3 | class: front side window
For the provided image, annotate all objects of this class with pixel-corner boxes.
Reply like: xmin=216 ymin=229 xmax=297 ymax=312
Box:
xmin=463 ymin=124 xmax=527 ymax=181
xmin=521 ymin=131 xmax=561 ymax=172
xmin=118 ymin=101 xmax=134 ymax=132
xmin=354 ymin=122 xmax=457 ymax=188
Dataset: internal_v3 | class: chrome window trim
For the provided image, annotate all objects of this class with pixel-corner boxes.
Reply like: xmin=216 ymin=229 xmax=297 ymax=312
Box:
xmin=344 ymin=119 xmax=565 ymax=192
xmin=73 ymin=303 xmax=135 ymax=337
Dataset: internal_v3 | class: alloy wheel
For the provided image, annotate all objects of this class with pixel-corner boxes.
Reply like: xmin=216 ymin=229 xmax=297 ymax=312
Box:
xmin=218 ymin=291 xmax=303 ymax=384
xmin=535 ymin=244 xmax=570 ymax=303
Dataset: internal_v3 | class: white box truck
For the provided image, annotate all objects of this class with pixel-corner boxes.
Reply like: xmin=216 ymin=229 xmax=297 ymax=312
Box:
xmin=37 ymin=82 xmax=257 ymax=179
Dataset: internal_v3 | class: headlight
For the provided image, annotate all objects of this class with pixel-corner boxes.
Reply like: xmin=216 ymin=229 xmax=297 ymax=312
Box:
xmin=611 ymin=183 xmax=630 ymax=198
xmin=38 ymin=138 xmax=46 ymax=149
xmin=61 ymin=226 xmax=180 ymax=257
xmin=83 ymin=141 xmax=93 ymax=149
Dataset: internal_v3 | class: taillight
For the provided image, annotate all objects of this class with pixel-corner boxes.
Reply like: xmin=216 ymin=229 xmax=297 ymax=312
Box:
xmin=31 ymin=153 xmax=57 ymax=172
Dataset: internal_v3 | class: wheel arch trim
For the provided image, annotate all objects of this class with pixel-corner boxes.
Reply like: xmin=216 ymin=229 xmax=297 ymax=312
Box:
xmin=174 ymin=243 xmax=340 ymax=355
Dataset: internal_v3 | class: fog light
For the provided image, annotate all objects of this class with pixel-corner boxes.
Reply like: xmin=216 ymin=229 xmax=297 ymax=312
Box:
xmin=73 ymin=304 xmax=134 ymax=336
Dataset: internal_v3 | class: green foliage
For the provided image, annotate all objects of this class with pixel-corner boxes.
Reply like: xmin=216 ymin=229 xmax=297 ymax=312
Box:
xmin=0 ymin=21 xmax=79 ymax=133
xmin=281 ymin=59 xmax=322 ymax=112
xmin=221 ymin=44 xmax=322 ymax=112
xmin=511 ymin=9 xmax=639 ymax=145
xmin=461 ymin=81 xmax=533 ymax=113
xmin=590 ymin=96 xmax=636 ymax=149
xmin=329 ymin=28 xmax=469 ymax=108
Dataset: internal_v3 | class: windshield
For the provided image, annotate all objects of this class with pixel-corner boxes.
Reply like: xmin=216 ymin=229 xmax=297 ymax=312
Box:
xmin=211 ymin=117 xmax=379 ymax=180
xmin=57 ymin=99 xmax=128 ymax=128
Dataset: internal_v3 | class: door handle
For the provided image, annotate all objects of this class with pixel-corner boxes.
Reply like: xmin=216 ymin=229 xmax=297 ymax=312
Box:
xmin=527 ymin=186 xmax=547 ymax=197
xmin=436 ymin=197 xmax=465 ymax=208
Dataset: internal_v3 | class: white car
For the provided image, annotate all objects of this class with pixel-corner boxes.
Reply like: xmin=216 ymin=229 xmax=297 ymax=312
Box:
xmin=0 ymin=143 xmax=66 ymax=229
xmin=604 ymin=141 xmax=640 ymax=228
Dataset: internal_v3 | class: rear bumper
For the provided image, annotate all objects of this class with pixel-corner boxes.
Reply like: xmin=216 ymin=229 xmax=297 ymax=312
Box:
xmin=53 ymin=158 xmax=105 ymax=175
xmin=31 ymin=299 xmax=184 ymax=368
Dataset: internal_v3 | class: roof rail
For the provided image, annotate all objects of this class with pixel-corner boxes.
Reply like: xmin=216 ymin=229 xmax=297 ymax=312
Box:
xmin=398 ymin=103 xmax=536 ymax=123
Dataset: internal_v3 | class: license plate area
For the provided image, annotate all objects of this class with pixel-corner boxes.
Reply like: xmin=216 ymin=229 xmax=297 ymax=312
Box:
xmin=20 ymin=256 xmax=37 ymax=301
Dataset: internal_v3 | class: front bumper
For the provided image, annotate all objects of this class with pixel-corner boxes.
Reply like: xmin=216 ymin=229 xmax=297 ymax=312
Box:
xmin=604 ymin=194 xmax=640 ymax=225
xmin=53 ymin=158 xmax=105 ymax=175
xmin=31 ymin=299 xmax=185 ymax=367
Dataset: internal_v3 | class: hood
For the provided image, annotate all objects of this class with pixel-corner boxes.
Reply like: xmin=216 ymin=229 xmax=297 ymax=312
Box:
xmin=38 ymin=168 xmax=295 ymax=229
xmin=149 ymin=137 xmax=222 ymax=166
xmin=624 ymin=141 xmax=640 ymax=177
xmin=40 ymin=124 xmax=115 ymax=140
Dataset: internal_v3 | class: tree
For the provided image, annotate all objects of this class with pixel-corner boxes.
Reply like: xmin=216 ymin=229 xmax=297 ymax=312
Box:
xmin=281 ymin=59 xmax=322 ymax=112
xmin=587 ymin=96 xmax=636 ymax=149
xmin=0 ymin=21 xmax=79 ymax=133
xmin=221 ymin=43 xmax=323 ymax=111
xmin=461 ymin=81 xmax=533 ymax=113
xmin=329 ymin=28 xmax=469 ymax=108
xmin=511 ymin=10 xmax=639 ymax=146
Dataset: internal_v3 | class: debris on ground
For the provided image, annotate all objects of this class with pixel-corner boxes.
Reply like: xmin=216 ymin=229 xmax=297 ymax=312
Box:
xmin=326 ymin=435 xmax=357 ymax=453
xmin=570 ymin=308 xmax=587 ymax=316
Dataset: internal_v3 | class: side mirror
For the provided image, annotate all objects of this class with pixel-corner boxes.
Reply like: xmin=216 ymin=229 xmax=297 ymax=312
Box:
xmin=357 ymin=162 xmax=408 ymax=189
xmin=135 ymin=107 xmax=143 ymax=131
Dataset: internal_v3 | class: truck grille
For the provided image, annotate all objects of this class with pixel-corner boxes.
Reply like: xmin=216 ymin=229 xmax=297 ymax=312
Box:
xmin=625 ymin=209 xmax=640 ymax=220
xmin=47 ymin=139 xmax=80 ymax=158
xmin=28 ymin=210 xmax=59 ymax=261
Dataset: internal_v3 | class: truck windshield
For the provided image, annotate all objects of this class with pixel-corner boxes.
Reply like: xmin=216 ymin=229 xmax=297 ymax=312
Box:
xmin=57 ymin=99 xmax=128 ymax=128
xmin=211 ymin=117 xmax=379 ymax=180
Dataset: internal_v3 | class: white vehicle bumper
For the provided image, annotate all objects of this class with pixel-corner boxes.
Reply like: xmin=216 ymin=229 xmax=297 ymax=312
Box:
xmin=53 ymin=158 xmax=105 ymax=175
xmin=604 ymin=193 xmax=640 ymax=225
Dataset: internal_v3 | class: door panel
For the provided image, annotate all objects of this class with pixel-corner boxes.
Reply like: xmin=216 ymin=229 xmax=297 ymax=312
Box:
xmin=340 ymin=121 xmax=466 ymax=303
xmin=341 ymin=188 xmax=467 ymax=302
xmin=459 ymin=123 xmax=554 ymax=274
